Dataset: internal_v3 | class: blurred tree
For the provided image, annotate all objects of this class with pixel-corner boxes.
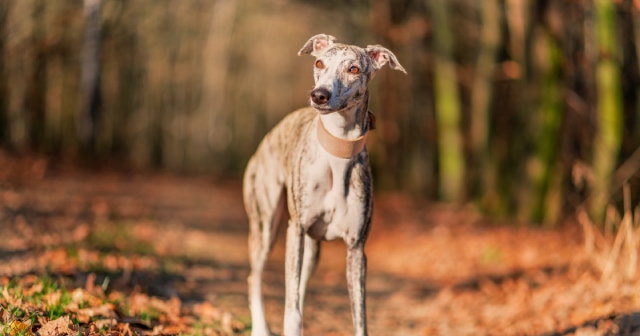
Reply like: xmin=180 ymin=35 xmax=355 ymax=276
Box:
xmin=633 ymin=2 xmax=640 ymax=147
xmin=525 ymin=28 xmax=563 ymax=225
xmin=80 ymin=0 xmax=101 ymax=153
xmin=427 ymin=0 xmax=465 ymax=202
xmin=470 ymin=0 xmax=500 ymax=209
xmin=0 ymin=1 xmax=8 ymax=144
xmin=25 ymin=0 xmax=47 ymax=150
xmin=199 ymin=0 xmax=237 ymax=172
xmin=369 ymin=0 xmax=400 ymax=190
xmin=590 ymin=0 xmax=624 ymax=222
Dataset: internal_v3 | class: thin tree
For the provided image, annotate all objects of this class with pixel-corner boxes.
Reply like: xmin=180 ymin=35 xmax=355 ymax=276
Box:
xmin=79 ymin=0 xmax=101 ymax=153
xmin=24 ymin=0 xmax=47 ymax=150
xmin=470 ymin=0 xmax=500 ymax=209
xmin=0 ymin=1 xmax=9 ymax=143
xmin=590 ymin=0 xmax=623 ymax=223
xmin=426 ymin=0 xmax=465 ymax=202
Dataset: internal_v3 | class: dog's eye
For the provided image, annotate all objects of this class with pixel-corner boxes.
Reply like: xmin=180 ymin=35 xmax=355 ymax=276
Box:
xmin=315 ymin=60 xmax=325 ymax=69
xmin=348 ymin=66 xmax=360 ymax=74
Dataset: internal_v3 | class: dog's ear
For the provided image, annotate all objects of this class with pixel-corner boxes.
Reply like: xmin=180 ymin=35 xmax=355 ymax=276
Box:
xmin=298 ymin=34 xmax=337 ymax=56
xmin=365 ymin=45 xmax=407 ymax=74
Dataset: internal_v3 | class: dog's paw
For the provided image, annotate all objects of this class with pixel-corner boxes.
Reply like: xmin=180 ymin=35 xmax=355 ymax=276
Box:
xmin=283 ymin=312 xmax=303 ymax=336
xmin=250 ymin=316 xmax=271 ymax=336
xmin=250 ymin=327 xmax=272 ymax=336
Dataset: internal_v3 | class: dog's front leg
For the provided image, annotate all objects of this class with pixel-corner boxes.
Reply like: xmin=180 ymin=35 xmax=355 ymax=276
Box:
xmin=346 ymin=243 xmax=367 ymax=336
xmin=284 ymin=220 xmax=305 ymax=335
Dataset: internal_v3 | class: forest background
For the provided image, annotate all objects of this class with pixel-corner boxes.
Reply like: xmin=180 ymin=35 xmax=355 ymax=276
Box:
xmin=2 ymin=0 xmax=640 ymax=226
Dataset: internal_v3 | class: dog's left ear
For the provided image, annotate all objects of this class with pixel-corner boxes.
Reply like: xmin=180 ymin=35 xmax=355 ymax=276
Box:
xmin=365 ymin=45 xmax=407 ymax=74
xmin=298 ymin=34 xmax=337 ymax=56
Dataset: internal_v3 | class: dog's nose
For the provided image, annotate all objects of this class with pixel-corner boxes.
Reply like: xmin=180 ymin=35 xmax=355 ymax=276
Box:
xmin=310 ymin=88 xmax=331 ymax=105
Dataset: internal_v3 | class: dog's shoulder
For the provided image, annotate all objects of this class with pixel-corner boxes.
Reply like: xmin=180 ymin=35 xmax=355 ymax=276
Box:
xmin=277 ymin=107 xmax=317 ymax=129
xmin=264 ymin=106 xmax=316 ymax=144
xmin=253 ymin=107 xmax=317 ymax=170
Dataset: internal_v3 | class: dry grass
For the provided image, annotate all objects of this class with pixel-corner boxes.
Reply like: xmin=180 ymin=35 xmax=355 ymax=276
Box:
xmin=578 ymin=184 xmax=640 ymax=283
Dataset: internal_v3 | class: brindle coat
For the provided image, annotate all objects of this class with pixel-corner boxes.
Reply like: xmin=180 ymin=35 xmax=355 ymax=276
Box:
xmin=243 ymin=34 xmax=405 ymax=336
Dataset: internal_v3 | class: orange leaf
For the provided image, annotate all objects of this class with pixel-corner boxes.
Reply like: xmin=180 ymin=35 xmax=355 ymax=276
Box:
xmin=192 ymin=301 xmax=220 ymax=323
xmin=9 ymin=320 xmax=32 ymax=336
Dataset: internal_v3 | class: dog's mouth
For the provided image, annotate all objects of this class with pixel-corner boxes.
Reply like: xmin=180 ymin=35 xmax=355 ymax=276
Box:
xmin=310 ymin=102 xmax=335 ymax=114
xmin=311 ymin=101 xmax=351 ymax=114
xmin=315 ymin=107 xmax=334 ymax=114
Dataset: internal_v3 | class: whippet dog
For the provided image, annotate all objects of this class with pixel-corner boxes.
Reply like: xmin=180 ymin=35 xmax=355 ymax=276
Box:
xmin=243 ymin=34 xmax=405 ymax=336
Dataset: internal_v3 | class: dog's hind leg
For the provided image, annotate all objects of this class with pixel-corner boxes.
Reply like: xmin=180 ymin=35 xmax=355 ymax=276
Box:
xmin=245 ymin=160 xmax=286 ymax=336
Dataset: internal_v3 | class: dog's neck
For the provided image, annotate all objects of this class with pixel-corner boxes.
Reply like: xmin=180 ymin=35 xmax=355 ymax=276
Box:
xmin=318 ymin=91 xmax=370 ymax=141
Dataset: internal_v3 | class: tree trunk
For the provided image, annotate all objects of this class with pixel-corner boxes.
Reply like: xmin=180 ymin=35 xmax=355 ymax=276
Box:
xmin=527 ymin=29 xmax=563 ymax=225
xmin=590 ymin=0 xmax=624 ymax=223
xmin=0 ymin=1 xmax=8 ymax=143
xmin=24 ymin=0 xmax=47 ymax=150
xmin=427 ymin=0 xmax=465 ymax=202
xmin=194 ymin=0 xmax=237 ymax=172
xmin=470 ymin=0 xmax=500 ymax=209
xmin=630 ymin=2 xmax=640 ymax=150
xmin=80 ymin=0 xmax=101 ymax=153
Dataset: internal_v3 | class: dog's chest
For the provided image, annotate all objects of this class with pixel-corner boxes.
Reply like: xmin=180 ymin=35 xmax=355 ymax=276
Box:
xmin=298 ymin=148 xmax=369 ymax=243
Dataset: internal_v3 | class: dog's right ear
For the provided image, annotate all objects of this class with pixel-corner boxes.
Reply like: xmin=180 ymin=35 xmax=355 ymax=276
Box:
xmin=365 ymin=45 xmax=407 ymax=74
xmin=298 ymin=34 xmax=337 ymax=56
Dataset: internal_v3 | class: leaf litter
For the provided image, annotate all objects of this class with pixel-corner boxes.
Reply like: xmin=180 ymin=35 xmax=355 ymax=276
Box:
xmin=2 ymin=153 xmax=640 ymax=335
xmin=0 ymin=272 xmax=246 ymax=335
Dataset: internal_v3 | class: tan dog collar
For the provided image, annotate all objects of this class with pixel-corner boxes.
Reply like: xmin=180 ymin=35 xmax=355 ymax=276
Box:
xmin=317 ymin=111 xmax=376 ymax=159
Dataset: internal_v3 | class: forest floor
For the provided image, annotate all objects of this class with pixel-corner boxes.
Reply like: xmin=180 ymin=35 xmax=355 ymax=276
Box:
xmin=1 ymin=152 xmax=640 ymax=335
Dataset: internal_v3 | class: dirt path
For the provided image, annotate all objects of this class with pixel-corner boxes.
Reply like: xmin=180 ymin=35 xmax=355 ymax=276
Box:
xmin=1 ymin=157 xmax=640 ymax=335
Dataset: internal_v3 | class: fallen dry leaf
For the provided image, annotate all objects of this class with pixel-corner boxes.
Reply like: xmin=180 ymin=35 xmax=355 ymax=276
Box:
xmin=9 ymin=320 xmax=32 ymax=336
xmin=70 ymin=288 xmax=84 ymax=303
xmin=2 ymin=287 xmax=21 ymax=307
xmin=43 ymin=291 xmax=61 ymax=306
xmin=37 ymin=316 xmax=76 ymax=336
xmin=23 ymin=283 xmax=43 ymax=296
xmin=221 ymin=312 xmax=234 ymax=334
xmin=127 ymin=292 xmax=150 ymax=316
xmin=85 ymin=273 xmax=96 ymax=293
xmin=193 ymin=301 xmax=221 ymax=323
xmin=76 ymin=303 xmax=117 ymax=321
xmin=154 ymin=324 xmax=186 ymax=335
xmin=94 ymin=318 xmax=118 ymax=329
xmin=118 ymin=322 xmax=134 ymax=336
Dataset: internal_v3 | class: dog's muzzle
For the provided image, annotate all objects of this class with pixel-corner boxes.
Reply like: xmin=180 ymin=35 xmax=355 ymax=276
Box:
xmin=310 ymin=88 xmax=331 ymax=105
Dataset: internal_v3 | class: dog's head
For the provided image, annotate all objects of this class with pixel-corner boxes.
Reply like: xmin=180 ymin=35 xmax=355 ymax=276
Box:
xmin=298 ymin=34 xmax=406 ymax=114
